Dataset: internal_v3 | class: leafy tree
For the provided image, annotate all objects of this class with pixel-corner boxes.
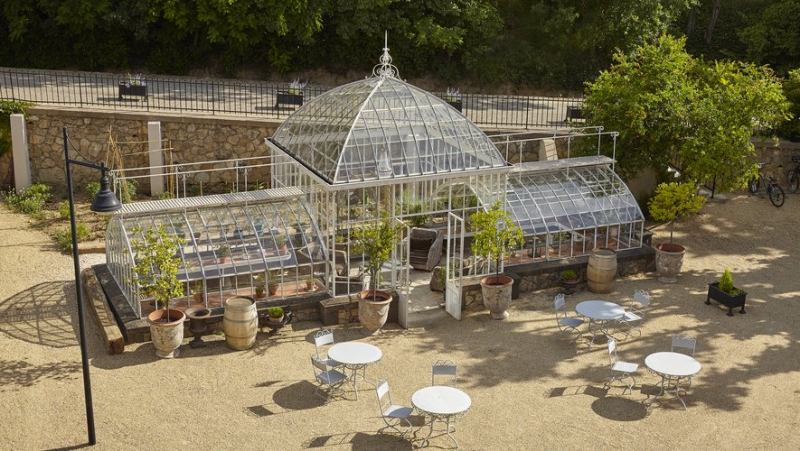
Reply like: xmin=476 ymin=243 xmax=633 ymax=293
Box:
xmin=648 ymin=182 xmax=706 ymax=244
xmin=350 ymin=214 xmax=399 ymax=294
xmin=128 ymin=225 xmax=186 ymax=317
xmin=470 ymin=202 xmax=523 ymax=280
xmin=738 ymin=0 xmax=800 ymax=73
xmin=584 ymin=34 xmax=790 ymax=192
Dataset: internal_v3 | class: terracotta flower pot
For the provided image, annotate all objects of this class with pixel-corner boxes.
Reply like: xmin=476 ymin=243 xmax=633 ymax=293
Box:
xmin=480 ymin=275 xmax=514 ymax=320
xmin=358 ymin=290 xmax=392 ymax=335
xmin=655 ymin=243 xmax=685 ymax=283
xmin=147 ymin=309 xmax=186 ymax=358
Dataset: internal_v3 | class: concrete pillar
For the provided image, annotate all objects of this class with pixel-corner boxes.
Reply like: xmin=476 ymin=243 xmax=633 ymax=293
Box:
xmin=147 ymin=121 xmax=164 ymax=196
xmin=10 ymin=114 xmax=32 ymax=192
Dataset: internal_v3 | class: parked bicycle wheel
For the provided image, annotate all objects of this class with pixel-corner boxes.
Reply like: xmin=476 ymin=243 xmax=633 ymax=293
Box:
xmin=748 ymin=177 xmax=760 ymax=194
xmin=768 ymin=184 xmax=785 ymax=207
xmin=789 ymin=170 xmax=800 ymax=194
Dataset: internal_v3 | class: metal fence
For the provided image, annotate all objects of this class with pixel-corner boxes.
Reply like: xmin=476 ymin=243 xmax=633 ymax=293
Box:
xmin=0 ymin=67 xmax=584 ymax=129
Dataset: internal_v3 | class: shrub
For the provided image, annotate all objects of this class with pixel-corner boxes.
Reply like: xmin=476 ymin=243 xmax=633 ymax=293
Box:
xmin=648 ymin=182 xmax=706 ymax=244
xmin=55 ymin=222 xmax=91 ymax=251
xmin=4 ymin=183 xmax=50 ymax=215
xmin=267 ymin=306 xmax=284 ymax=318
xmin=560 ymin=269 xmax=577 ymax=281
xmin=58 ymin=201 xmax=71 ymax=220
xmin=719 ymin=269 xmax=735 ymax=294
xmin=85 ymin=182 xmax=101 ymax=200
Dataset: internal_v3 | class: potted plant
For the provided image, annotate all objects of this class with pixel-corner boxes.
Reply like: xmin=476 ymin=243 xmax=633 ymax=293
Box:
xmin=648 ymin=182 xmax=706 ymax=283
xmin=128 ymin=225 xmax=186 ymax=358
xmin=444 ymin=87 xmax=463 ymax=112
xmin=306 ymin=276 xmax=315 ymax=291
xmin=118 ymin=73 xmax=147 ymax=100
xmin=267 ymin=270 xmax=281 ymax=296
xmin=191 ymin=281 xmax=205 ymax=303
xmin=470 ymin=202 xmax=524 ymax=319
xmin=559 ymin=269 xmax=579 ymax=295
xmin=274 ymin=234 xmax=289 ymax=255
xmin=706 ymin=269 xmax=748 ymax=316
xmin=267 ymin=306 xmax=284 ymax=323
xmin=276 ymin=79 xmax=306 ymax=107
xmin=351 ymin=214 xmax=399 ymax=335
xmin=216 ymin=245 xmax=230 ymax=263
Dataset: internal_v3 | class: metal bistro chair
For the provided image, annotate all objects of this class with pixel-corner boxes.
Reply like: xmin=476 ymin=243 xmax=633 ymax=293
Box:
xmin=554 ymin=294 xmax=584 ymax=345
xmin=375 ymin=380 xmax=414 ymax=439
xmin=616 ymin=290 xmax=651 ymax=339
xmin=671 ymin=334 xmax=698 ymax=388
xmin=311 ymin=355 xmax=349 ymax=402
xmin=314 ymin=329 xmax=341 ymax=368
xmin=431 ymin=360 xmax=458 ymax=387
xmin=606 ymin=339 xmax=638 ymax=394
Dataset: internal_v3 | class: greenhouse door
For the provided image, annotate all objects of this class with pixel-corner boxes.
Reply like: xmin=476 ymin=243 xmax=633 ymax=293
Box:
xmin=397 ymin=223 xmax=411 ymax=328
xmin=446 ymin=212 xmax=465 ymax=320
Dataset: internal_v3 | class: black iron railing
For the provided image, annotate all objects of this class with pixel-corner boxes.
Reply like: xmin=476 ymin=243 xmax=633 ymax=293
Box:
xmin=0 ymin=67 xmax=584 ymax=129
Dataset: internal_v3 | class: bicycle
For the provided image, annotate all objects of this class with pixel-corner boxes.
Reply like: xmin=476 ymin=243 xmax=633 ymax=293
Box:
xmin=748 ymin=162 xmax=785 ymax=207
xmin=785 ymin=155 xmax=800 ymax=193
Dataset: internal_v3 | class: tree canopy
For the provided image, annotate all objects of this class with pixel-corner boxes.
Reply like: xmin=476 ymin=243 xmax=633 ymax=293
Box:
xmin=583 ymin=34 xmax=790 ymax=192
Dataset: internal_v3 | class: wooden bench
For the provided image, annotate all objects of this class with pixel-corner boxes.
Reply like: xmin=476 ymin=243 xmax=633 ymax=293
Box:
xmin=565 ymin=105 xmax=584 ymax=123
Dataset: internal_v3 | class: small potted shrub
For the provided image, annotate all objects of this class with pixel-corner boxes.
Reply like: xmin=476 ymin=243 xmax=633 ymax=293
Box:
xmin=267 ymin=270 xmax=281 ymax=296
xmin=648 ymin=182 xmax=706 ymax=283
xmin=128 ymin=225 xmax=186 ymax=358
xmin=216 ymin=245 xmax=231 ymax=263
xmin=706 ymin=269 xmax=748 ymax=316
xmin=191 ymin=281 xmax=205 ymax=303
xmin=559 ymin=269 xmax=579 ymax=294
xmin=306 ymin=276 xmax=315 ymax=291
xmin=471 ymin=201 xmax=524 ymax=320
xmin=255 ymin=284 xmax=266 ymax=299
xmin=267 ymin=306 xmax=284 ymax=323
xmin=351 ymin=214 xmax=399 ymax=335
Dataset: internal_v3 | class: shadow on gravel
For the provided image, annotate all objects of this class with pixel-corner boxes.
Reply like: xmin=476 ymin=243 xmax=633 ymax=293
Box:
xmin=0 ymin=281 xmax=77 ymax=348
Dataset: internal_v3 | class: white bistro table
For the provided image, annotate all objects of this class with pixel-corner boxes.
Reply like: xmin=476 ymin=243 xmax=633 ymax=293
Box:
xmin=645 ymin=352 xmax=701 ymax=410
xmin=327 ymin=342 xmax=382 ymax=400
xmin=575 ymin=300 xmax=625 ymax=346
xmin=412 ymin=386 xmax=471 ymax=449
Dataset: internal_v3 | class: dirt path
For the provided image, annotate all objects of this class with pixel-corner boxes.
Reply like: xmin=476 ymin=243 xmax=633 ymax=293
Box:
xmin=1 ymin=193 xmax=798 ymax=450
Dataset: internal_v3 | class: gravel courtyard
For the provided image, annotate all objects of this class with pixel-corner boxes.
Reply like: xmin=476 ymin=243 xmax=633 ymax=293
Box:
xmin=1 ymin=192 xmax=798 ymax=450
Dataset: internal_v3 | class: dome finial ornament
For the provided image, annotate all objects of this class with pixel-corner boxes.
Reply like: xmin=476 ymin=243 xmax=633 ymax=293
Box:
xmin=372 ymin=31 xmax=400 ymax=79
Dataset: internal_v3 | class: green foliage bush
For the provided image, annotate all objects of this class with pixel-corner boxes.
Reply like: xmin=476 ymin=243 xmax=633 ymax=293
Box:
xmin=128 ymin=225 xmax=186 ymax=312
xmin=4 ymin=183 xmax=50 ymax=215
xmin=648 ymin=182 xmax=706 ymax=244
xmin=267 ymin=307 xmax=284 ymax=318
xmin=351 ymin=214 xmax=400 ymax=293
xmin=55 ymin=222 xmax=91 ymax=252
xmin=58 ymin=201 xmax=71 ymax=220
xmin=718 ymin=269 xmax=735 ymax=294
xmin=560 ymin=269 xmax=577 ymax=281
xmin=85 ymin=182 xmax=101 ymax=200
xmin=470 ymin=202 xmax=523 ymax=278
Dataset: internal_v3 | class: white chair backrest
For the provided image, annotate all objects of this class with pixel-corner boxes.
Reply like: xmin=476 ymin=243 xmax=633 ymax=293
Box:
xmin=607 ymin=339 xmax=618 ymax=365
xmin=376 ymin=380 xmax=392 ymax=413
xmin=632 ymin=290 xmax=651 ymax=308
xmin=432 ymin=360 xmax=458 ymax=386
xmin=554 ymin=294 xmax=566 ymax=312
xmin=314 ymin=330 xmax=334 ymax=358
xmin=672 ymin=335 xmax=696 ymax=356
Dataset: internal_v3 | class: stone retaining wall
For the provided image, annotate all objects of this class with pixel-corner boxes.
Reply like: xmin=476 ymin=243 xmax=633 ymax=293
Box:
xmin=8 ymin=107 xmax=281 ymax=194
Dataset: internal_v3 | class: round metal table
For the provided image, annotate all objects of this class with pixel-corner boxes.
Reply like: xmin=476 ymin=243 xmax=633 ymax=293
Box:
xmin=327 ymin=342 xmax=382 ymax=400
xmin=645 ymin=352 xmax=701 ymax=410
xmin=575 ymin=300 xmax=625 ymax=346
xmin=412 ymin=386 xmax=471 ymax=449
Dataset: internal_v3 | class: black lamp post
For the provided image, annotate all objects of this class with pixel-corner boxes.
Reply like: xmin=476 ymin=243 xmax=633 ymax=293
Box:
xmin=63 ymin=126 xmax=122 ymax=445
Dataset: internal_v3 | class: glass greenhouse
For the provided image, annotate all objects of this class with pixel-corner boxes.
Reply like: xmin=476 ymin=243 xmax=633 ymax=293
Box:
xmin=106 ymin=189 xmax=327 ymax=318
xmin=106 ymin=45 xmax=644 ymax=321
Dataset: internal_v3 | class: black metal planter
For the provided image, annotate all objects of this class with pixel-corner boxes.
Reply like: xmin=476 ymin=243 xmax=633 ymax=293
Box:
xmin=446 ymin=100 xmax=463 ymax=112
xmin=275 ymin=91 xmax=304 ymax=108
xmin=118 ymin=83 xmax=147 ymax=100
xmin=706 ymin=282 xmax=747 ymax=316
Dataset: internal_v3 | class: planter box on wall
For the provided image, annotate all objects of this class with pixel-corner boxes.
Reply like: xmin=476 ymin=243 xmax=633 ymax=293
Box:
xmin=275 ymin=91 xmax=304 ymax=108
xmin=118 ymin=83 xmax=147 ymax=100
xmin=706 ymin=282 xmax=747 ymax=316
xmin=446 ymin=100 xmax=463 ymax=112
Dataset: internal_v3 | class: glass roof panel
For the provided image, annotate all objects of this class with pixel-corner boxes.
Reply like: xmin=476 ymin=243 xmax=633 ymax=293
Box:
xmin=505 ymin=165 xmax=643 ymax=234
xmin=272 ymin=76 xmax=506 ymax=184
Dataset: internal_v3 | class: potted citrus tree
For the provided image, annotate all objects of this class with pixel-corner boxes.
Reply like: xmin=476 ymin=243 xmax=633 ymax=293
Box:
xmin=471 ymin=202 xmax=524 ymax=319
xmin=706 ymin=269 xmax=748 ymax=316
xmin=129 ymin=225 xmax=186 ymax=358
xmin=648 ymin=182 xmax=706 ymax=283
xmin=351 ymin=214 xmax=399 ymax=335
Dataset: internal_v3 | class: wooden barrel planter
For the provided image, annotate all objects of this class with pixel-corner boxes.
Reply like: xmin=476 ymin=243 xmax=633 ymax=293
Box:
xmin=587 ymin=248 xmax=617 ymax=294
xmin=223 ymin=296 xmax=258 ymax=350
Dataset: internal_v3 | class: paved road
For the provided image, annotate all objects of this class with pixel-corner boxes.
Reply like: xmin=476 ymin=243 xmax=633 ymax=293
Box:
xmin=0 ymin=67 xmax=584 ymax=130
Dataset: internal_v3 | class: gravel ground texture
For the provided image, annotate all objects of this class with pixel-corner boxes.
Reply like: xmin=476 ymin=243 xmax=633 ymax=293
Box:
xmin=1 ymin=192 xmax=799 ymax=451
